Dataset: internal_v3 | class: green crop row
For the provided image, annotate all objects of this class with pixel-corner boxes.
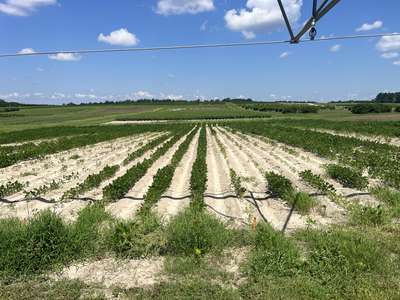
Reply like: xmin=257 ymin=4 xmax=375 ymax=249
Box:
xmin=189 ymin=126 xmax=207 ymax=209
xmin=62 ymin=165 xmax=120 ymax=200
xmin=102 ymin=126 xmax=193 ymax=201
xmin=299 ymin=170 xmax=336 ymax=194
xmin=123 ymin=133 xmax=171 ymax=165
xmin=0 ymin=125 xmax=166 ymax=169
xmin=139 ymin=128 xmax=198 ymax=215
xmin=266 ymin=118 xmax=400 ymax=138
xmin=227 ymin=122 xmax=400 ymax=189
xmin=325 ymin=164 xmax=369 ymax=190
xmin=0 ymin=181 xmax=24 ymax=198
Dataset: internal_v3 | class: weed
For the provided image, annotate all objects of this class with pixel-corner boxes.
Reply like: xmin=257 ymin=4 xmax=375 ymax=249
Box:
xmin=165 ymin=207 xmax=231 ymax=256
xmin=108 ymin=212 xmax=165 ymax=258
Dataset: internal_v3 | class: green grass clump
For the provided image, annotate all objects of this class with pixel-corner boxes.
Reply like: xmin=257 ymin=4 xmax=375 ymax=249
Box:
xmin=350 ymin=204 xmax=390 ymax=226
xmin=165 ymin=208 xmax=231 ymax=256
xmin=123 ymin=279 xmax=240 ymax=300
xmin=326 ymin=164 xmax=368 ymax=190
xmin=70 ymin=203 xmax=111 ymax=258
xmin=371 ymin=186 xmax=400 ymax=218
xmin=265 ymin=172 xmax=294 ymax=198
xmin=108 ymin=212 xmax=165 ymax=258
xmin=287 ymin=192 xmax=317 ymax=215
xmin=0 ymin=211 xmax=71 ymax=279
xmin=245 ymin=224 xmax=299 ymax=278
xmin=296 ymin=228 xmax=393 ymax=296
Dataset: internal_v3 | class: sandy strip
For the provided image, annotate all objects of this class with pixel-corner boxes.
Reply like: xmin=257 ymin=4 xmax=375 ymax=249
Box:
xmin=154 ymin=129 xmax=200 ymax=221
xmin=53 ymin=257 xmax=164 ymax=290
xmin=106 ymin=130 xmax=195 ymax=220
xmin=205 ymin=127 xmax=250 ymax=225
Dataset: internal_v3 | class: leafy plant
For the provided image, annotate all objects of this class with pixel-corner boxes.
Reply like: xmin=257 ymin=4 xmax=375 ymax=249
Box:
xmin=0 ymin=181 xmax=24 ymax=198
xmin=190 ymin=127 xmax=207 ymax=210
xmin=300 ymin=170 xmax=336 ymax=194
xmin=230 ymin=169 xmax=246 ymax=198
xmin=265 ymin=172 xmax=294 ymax=198
xmin=326 ymin=164 xmax=368 ymax=190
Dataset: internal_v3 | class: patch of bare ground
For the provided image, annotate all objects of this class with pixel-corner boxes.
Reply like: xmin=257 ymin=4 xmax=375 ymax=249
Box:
xmin=0 ymin=133 xmax=163 ymax=221
xmin=205 ymin=127 xmax=250 ymax=226
xmin=106 ymin=131 xmax=193 ymax=220
xmin=52 ymin=256 xmax=164 ymax=292
xmin=154 ymin=130 xmax=200 ymax=221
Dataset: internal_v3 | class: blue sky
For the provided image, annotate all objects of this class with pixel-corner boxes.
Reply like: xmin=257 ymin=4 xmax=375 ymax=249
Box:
xmin=1 ymin=0 xmax=400 ymax=104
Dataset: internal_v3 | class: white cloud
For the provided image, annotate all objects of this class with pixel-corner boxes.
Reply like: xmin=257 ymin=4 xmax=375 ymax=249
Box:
xmin=36 ymin=67 xmax=44 ymax=72
xmin=134 ymin=90 xmax=153 ymax=99
xmin=356 ymin=20 xmax=383 ymax=32
xmin=0 ymin=0 xmax=56 ymax=16
xmin=376 ymin=35 xmax=400 ymax=52
xmin=381 ymin=52 xmax=399 ymax=59
xmin=18 ymin=47 xmax=35 ymax=54
xmin=98 ymin=28 xmax=139 ymax=46
xmin=279 ymin=51 xmax=290 ymax=58
xmin=330 ymin=44 xmax=341 ymax=52
xmin=156 ymin=0 xmax=214 ymax=15
xmin=225 ymin=0 xmax=302 ymax=39
xmin=48 ymin=53 xmax=81 ymax=61
xmin=393 ymin=60 xmax=400 ymax=66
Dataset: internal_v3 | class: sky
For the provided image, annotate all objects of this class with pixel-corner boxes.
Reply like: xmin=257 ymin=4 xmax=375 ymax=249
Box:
xmin=1 ymin=0 xmax=400 ymax=104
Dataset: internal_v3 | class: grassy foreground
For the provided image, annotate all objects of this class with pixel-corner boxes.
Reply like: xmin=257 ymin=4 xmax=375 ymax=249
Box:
xmin=0 ymin=200 xmax=399 ymax=299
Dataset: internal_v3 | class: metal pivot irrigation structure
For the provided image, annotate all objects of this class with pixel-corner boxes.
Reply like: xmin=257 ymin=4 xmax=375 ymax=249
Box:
xmin=0 ymin=0 xmax=399 ymax=59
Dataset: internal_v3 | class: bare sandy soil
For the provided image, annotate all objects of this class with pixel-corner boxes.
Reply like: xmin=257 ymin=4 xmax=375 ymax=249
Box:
xmin=154 ymin=130 xmax=200 ymax=220
xmin=53 ymin=256 xmax=164 ymax=290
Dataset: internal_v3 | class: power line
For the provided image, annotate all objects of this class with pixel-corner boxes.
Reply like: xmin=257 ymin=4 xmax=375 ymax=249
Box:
xmin=0 ymin=32 xmax=399 ymax=59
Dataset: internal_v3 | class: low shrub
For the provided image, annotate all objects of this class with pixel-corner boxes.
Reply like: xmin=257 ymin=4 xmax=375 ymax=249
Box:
xmin=108 ymin=212 xmax=165 ymax=258
xmin=326 ymin=164 xmax=368 ymax=190
xmin=165 ymin=208 xmax=231 ymax=256
xmin=350 ymin=103 xmax=392 ymax=114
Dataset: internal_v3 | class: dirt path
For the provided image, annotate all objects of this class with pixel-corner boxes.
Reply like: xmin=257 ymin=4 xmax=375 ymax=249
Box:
xmin=154 ymin=129 xmax=200 ymax=220
xmin=106 ymin=130 xmax=194 ymax=220
xmin=205 ymin=127 xmax=249 ymax=225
